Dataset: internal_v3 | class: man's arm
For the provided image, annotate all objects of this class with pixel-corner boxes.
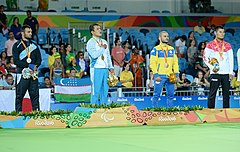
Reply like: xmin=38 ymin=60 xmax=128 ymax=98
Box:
xmin=87 ymin=39 xmax=104 ymax=59
xmin=149 ymin=48 xmax=158 ymax=76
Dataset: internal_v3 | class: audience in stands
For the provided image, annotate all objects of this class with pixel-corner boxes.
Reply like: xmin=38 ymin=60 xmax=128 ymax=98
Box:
xmin=130 ymin=47 xmax=144 ymax=89
xmin=1 ymin=73 xmax=15 ymax=90
xmin=40 ymin=76 xmax=54 ymax=88
xmin=186 ymin=31 xmax=197 ymax=47
xmin=194 ymin=21 xmax=206 ymax=35
xmin=231 ymin=70 xmax=240 ymax=95
xmin=6 ymin=56 xmax=16 ymax=74
xmin=111 ymin=38 xmax=125 ymax=78
xmin=66 ymin=54 xmax=83 ymax=78
xmin=48 ymin=46 xmax=57 ymax=68
xmin=23 ymin=10 xmax=39 ymax=43
xmin=0 ymin=70 xmax=4 ymax=89
xmin=193 ymin=70 xmax=210 ymax=95
xmin=175 ymin=35 xmax=187 ymax=58
xmin=123 ymin=40 xmax=132 ymax=64
xmin=0 ymin=5 xmax=7 ymax=36
xmin=187 ymin=39 xmax=198 ymax=69
xmin=205 ymin=21 xmax=212 ymax=33
xmin=4 ymin=31 xmax=17 ymax=60
xmin=49 ymin=52 xmax=65 ymax=85
xmin=76 ymin=51 xmax=89 ymax=77
xmin=63 ymin=43 xmax=74 ymax=70
xmin=10 ymin=17 xmax=22 ymax=40
xmin=177 ymin=72 xmax=191 ymax=95
xmin=120 ymin=63 xmax=134 ymax=96
xmin=195 ymin=42 xmax=209 ymax=77
xmin=0 ymin=51 xmax=7 ymax=65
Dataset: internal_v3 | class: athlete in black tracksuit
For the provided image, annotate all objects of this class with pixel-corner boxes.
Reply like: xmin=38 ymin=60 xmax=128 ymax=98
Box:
xmin=12 ymin=25 xmax=42 ymax=112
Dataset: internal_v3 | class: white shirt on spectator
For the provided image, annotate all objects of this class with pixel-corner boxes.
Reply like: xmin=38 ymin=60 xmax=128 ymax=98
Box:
xmin=175 ymin=39 xmax=186 ymax=54
xmin=5 ymin=38 xmax=17 ymax=57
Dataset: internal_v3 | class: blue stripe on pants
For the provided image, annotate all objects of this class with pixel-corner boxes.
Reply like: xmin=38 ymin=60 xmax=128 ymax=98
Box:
xmin=152 ymin=74 xmax=175 ymax=108
xmin=90 ymin=68 xmax=109 ymax=104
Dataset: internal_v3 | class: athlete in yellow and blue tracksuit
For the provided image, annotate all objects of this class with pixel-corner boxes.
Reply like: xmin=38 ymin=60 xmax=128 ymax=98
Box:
xmin=150 ymin=42 xmax=179 ymax=108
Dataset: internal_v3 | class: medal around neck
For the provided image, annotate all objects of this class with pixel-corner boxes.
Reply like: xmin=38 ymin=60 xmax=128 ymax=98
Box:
xmin=27 ymin=58 xmax=31 ymax=63
xmin=164 ymin=63 xmax=169 ymax=68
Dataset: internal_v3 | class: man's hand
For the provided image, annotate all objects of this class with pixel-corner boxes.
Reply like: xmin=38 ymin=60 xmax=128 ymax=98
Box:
xmin=102 ymin=44 xmax=107 ymax=49
xmin=109 ymin=69 xmax=114 ymax=73
xmin=229 ymin=74 xmax=233 ymax=80
xmin=155 ymin=76 xmax=162 ymax=82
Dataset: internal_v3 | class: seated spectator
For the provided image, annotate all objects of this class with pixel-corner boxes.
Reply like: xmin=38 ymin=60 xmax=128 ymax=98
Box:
xmin=6 ymin=56 xmax=16 ymax=74
xmin=175 ymin=35 xmax=187 ymax=58
xmin=4 ymin=31 xmax=17 ymax=60
xmin=0 ymin=51 xmax=7 ymax=66
xmin=193 ymin=70 xmax=210 ymax=95
xmin=76 ymin=51 xmax=89 ymax=77
xmin=0 ymin=58 xmax=7 ymax=75
xmin=187 ymin=39 xmax=198 ymax=68
xmin=40 ymin=76 xmax=54 ymax=89
xmin=120 ymin=63 xmax=134 ymax=96
xmin=177 ymin=72 xmax=191 ymax=96
xmin=48 ymin=46 xmax=57 ymax=68
xmin=2 ymin=73 xmax=15 ymax=90
xmin=66 ymin=54 xmax=83 ymax=78
xmin=205 ymin=21 xmax=212 ymax=33
xmin=186 ymin=31 xmax=197 ymax=47
xmin=194 ymin=21 xmax=206 ymax=35
xmin=195 ymin=43 xmax=209 ymax=76
xmin=49 ymin=52 xmax=65 ymax=85
xmin=146 ymin=69 xmax=154 ymax=96
xmin=68 ymin=69 xmax=77 ymax=79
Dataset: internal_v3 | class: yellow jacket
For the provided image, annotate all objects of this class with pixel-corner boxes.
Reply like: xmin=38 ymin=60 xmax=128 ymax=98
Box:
xmin=150 ymin=43 xmax=179 ymax=76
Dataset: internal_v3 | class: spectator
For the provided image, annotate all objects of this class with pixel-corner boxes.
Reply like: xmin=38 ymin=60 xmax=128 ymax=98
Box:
xmin=40 ymin=76 xmax=54 ymax=93
xmin=123 ymin=40 xmax=132 ymax=64
xmin=23 ymin=10 xmax=39 ymax=43
xmin=76 ymin=51 xmax=89 ymax=77
xmin=0 ymin=51 xmax=7 ymax=65
xmin=187 ymin=39 xmax=198 ymax=68
xmin=175 ymin=35 xmax=187 ymax=58
xmin=0 ymin=58 xmax=7 ymax=75
xmin=177 ymin=72 xmax=191 ymax=95
xmin=194 ymin=21 xmax=206 ymax=35
xmin=6 ymin=56 xmax=16 ymax=74
xmin=4 ymin=31 xmax=17 ymax=60
xmin=146 ymin=69 xmax=154 ymax=96
xmin=193 ymin=70 xmax=210 ymax=95
xmin=205 ymin=21 xmax=212 ymax=33
xmin=64 ymin=43 xmax=74 ymax=70
xmin=130 ymin=47 xmax=144 ymax=89
xmin=231 ymin=70 xmax=240 ymax=95
xmin=66 ymin=54 xmax=83 ymax=78
xmin=186 ymin=31 xmax=197 ymax=47
xmin=2 ymin=73 xmax=15 ymax=90
xmin=120 ymin=62 xmax=134 ymax=88
xmin=0 ymin=5 xmax=8 ymax=35
xmin=195 ymin=42 xmax=209 ymax=76
xmin=10 ymin=17 xmax=22 ymax=40
xmin=0 ymin=70 xmax=4 ymax=89
xmin=68 ymin=69 xmax=77 ymax=79
xmin=48 ymin=46 xmax=57 ymax=68
xmin=111 ymin=38 xmax=125 ymax=78
xmin=49 ymin=52 xmax=65 ymax=85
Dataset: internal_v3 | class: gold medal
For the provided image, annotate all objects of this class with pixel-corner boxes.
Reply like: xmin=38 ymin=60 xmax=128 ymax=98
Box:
xmin=164 ymin=63 xmax=169 ymax=68
xmin=101 ymin=55 xmax=104 ymax=60
xmin=26 ymin=58 xmax=31 ymax=63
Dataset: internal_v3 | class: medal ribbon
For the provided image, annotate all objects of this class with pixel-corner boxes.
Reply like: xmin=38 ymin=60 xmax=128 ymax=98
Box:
xmin=21 ymin=40 xmax=31 ymax=59
xmin=92 ymin=37 xmax=105 ymax=60
xmin=160 ymin=44 xmax=168 ymax=64
xmin=214 ymin=39 xmax=224 ymax=60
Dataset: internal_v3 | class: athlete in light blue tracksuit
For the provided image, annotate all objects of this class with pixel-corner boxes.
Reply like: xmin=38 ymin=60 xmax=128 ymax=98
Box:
xmin=86 ymin=23 xmax=114 ymax=104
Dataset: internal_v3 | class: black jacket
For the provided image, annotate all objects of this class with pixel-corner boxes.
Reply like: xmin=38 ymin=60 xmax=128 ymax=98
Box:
xmin=12 ymin=40 xmax=42 ymax=73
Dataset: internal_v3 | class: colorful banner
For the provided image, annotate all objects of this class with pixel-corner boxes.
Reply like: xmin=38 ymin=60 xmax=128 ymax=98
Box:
xmin=54 ymin=77 xmax=91 ymax=102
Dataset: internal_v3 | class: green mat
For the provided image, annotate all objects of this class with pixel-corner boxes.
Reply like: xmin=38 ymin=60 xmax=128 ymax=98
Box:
xmin=0 ymin=123 xmax=240 ymax=152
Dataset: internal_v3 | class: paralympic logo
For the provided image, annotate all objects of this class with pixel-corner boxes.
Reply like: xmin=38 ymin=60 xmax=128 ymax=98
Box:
xmin=101 ymin=110 xmax=115 ymax=122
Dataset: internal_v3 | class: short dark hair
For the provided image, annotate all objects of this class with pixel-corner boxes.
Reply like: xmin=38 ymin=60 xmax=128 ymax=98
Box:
xmin=114 ymin=37 xmax=120 ymax=45
xmin=26 ymin=10 xmax=31 ymax=14
xmin=0 ymin=5 xmax=4 ymax=9
xmin=22 ymin=25 xmax=31 ymax=32
xmin=215 ymin=25 xmax=224 ymax=32
xmin=6 ymin=73 xmax=13 ymax=79
xmin=89 ymin=23 xmax=100 ymax=35
xmin=44 ymin=76 xmax=50 ymax=81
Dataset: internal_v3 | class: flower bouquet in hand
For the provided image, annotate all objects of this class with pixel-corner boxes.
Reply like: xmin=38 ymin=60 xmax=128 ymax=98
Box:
xmin=209 ymin=58 xmax=220 ymax=73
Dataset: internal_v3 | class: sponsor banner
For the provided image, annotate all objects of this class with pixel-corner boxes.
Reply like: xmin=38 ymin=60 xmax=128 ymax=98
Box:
xmin=109 ymin=96 xmax=240 ymax=110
